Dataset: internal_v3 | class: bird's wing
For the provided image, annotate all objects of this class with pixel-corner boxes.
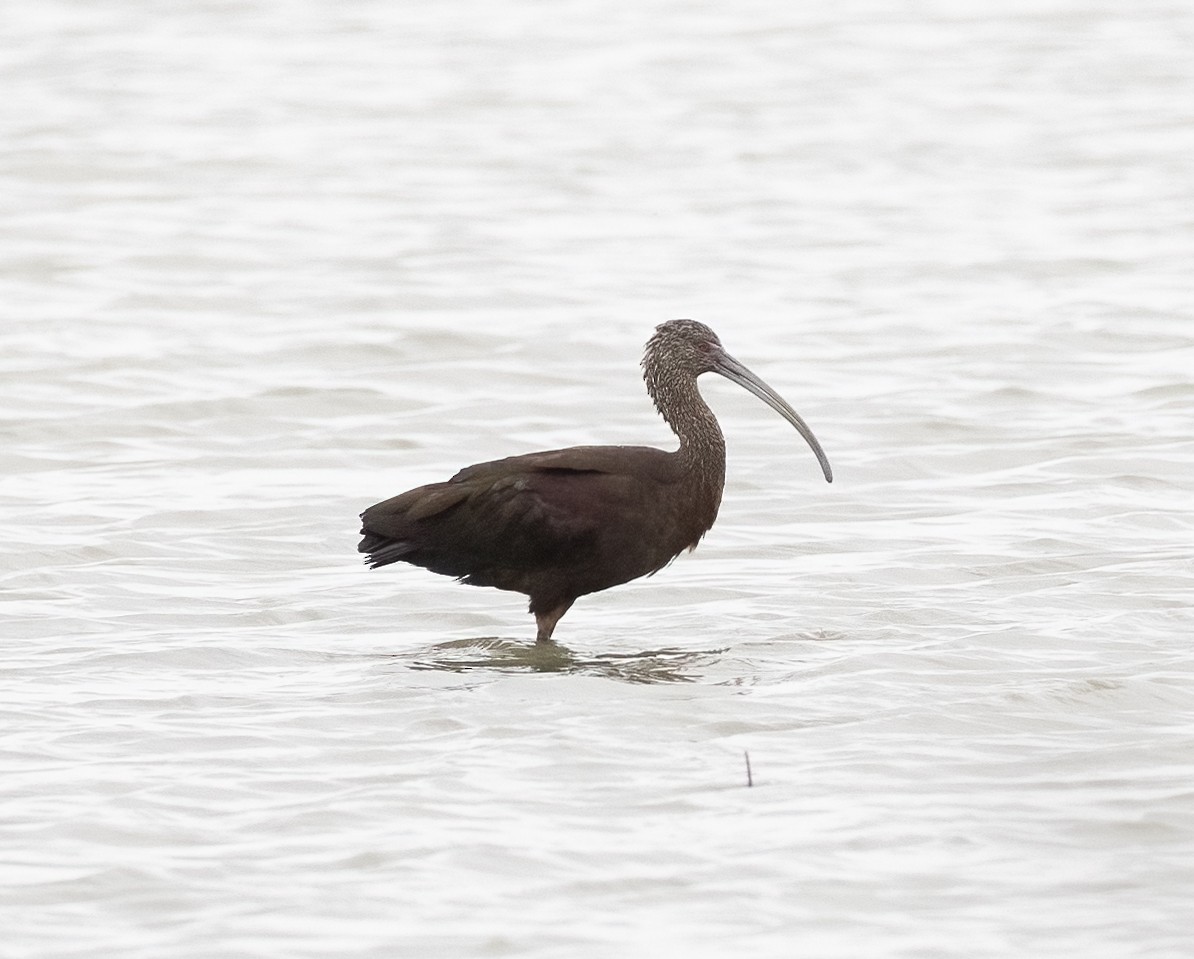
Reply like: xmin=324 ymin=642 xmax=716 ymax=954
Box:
xmin=360 ymin=446 xmax=684 ymax=579
xmin=449 ymin=445 xmax=679 ymax=485
xmin=445 ymin=447 xmax=682 ymax=567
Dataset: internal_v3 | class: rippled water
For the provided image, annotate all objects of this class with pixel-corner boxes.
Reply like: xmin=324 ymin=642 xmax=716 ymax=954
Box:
xmin=4 ymin=1 xmax=1193 ymax=956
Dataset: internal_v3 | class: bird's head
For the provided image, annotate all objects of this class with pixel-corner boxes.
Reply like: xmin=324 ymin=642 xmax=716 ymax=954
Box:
xmin=641 ymin=319 xmax=833 ymax=483
xmin=644 ymin=319 xmax=726 ymax=376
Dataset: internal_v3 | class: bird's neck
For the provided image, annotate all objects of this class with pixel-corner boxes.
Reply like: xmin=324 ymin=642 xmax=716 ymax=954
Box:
xmin=650 ymin=375 xmax=727 ymax=503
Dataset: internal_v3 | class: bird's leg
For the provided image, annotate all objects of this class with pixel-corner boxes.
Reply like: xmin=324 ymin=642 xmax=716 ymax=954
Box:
xmin=533 ymin=600 xmax=574 ymax=644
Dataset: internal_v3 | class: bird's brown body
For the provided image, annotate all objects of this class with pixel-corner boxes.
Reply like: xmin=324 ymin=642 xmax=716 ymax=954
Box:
xmin=359 ymin=320 xmax=832 ymax=643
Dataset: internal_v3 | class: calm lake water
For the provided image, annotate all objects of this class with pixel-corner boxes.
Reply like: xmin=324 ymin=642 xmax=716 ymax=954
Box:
xmin=3 ymin=1 xmax=1193 ymax=957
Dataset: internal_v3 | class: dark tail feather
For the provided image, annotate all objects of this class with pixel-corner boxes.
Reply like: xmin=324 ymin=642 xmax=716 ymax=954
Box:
xmin=358 ymin=531 xmax=414 ymax=569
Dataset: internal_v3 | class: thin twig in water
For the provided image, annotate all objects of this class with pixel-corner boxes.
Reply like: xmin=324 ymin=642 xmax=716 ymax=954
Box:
xmin=744 ymin=750 xmax=753 ymax=788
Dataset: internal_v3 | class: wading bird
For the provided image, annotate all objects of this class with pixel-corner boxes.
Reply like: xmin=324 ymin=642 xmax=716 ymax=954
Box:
xmin=358 ymin=320 xmax=832 ymax=643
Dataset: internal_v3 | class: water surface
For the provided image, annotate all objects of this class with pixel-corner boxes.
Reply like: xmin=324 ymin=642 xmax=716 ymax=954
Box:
xmin=3 ymin=1 xmax=1193 ymax=957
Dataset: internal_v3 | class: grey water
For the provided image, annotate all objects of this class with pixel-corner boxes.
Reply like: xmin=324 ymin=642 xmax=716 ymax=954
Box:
xmin=3 ymin=1 xmax=1193 ymax=957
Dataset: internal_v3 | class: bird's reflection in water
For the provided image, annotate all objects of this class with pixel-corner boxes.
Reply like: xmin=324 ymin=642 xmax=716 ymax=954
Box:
xmin=411 ymin=637 xmax=723 ymax=684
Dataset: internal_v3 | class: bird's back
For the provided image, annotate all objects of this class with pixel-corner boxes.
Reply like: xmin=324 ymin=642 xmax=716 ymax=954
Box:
xmin=358 ymin=444 xmax=719 ymax=609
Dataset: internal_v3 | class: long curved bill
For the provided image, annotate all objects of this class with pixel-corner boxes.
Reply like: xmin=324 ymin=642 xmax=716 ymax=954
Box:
xmin=714 ymin=352 xmax=834 ymax=483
